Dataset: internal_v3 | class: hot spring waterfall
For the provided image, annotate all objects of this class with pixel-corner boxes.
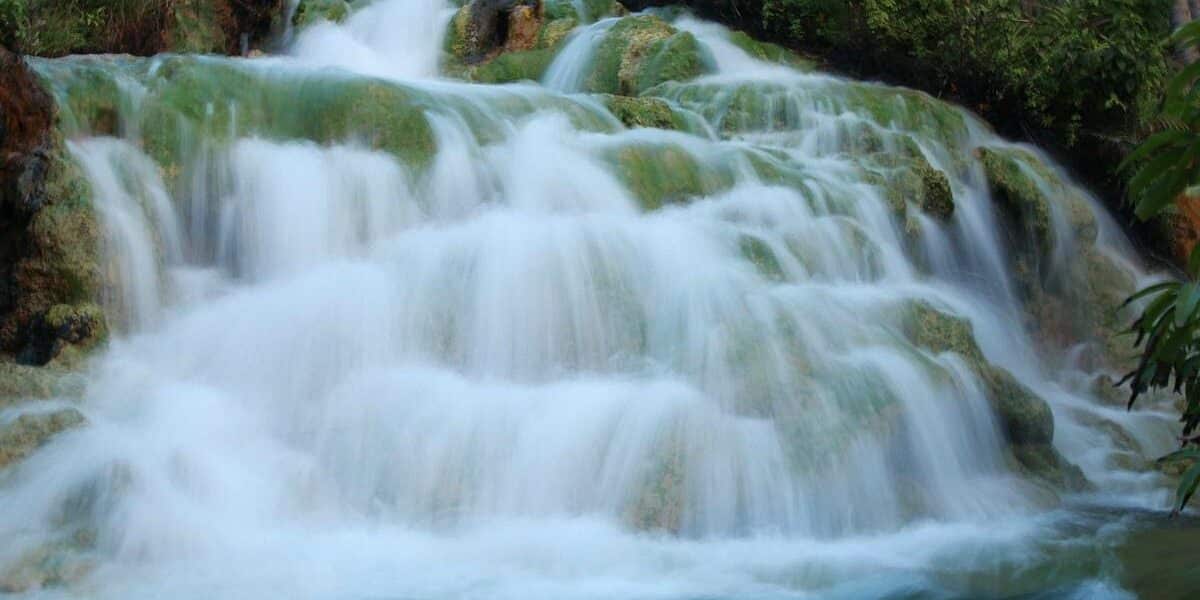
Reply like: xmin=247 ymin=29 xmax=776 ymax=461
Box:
xmin=0 ymin=0 xmax=1187 ymax=596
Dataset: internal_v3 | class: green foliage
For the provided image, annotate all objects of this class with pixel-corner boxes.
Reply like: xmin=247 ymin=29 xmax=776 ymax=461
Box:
xmin=0 ymin=0 xmax=218 ymax=56
xmin=1156 ymin=447 xmax=1200 ymax=511
xmin=1124 ymin=21 xmax=1200 ymax=220
xmin=750 ymin=0 xmax=1170 ymax=148
xmin=1123 ymin=20 xmax=1200 ymax=514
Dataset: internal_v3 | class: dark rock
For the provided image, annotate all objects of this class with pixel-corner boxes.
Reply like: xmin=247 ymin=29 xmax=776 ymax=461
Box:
xmin=0 ymin=45 xmax=105 ymax=363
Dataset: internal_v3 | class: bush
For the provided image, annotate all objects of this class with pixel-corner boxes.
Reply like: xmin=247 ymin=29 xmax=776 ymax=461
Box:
xmin=0 ymin=0 xmax=167 ymax=56
xmin=756 ymin=0 xmax=1170 ymax=146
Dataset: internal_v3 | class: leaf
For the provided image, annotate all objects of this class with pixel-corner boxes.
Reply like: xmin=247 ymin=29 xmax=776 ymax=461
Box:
xmin=1120 ymin=130 xmax=1187 ymax=171
xmin=1189 ymin=247 xmax=1200 ymax=279
xmin=1177 ymin=282 xmax=1200 ymax=328
xmin=1158 ymin=447 xmax=1200 ymax=464
xmin=1135 ymin=163 xmax=1191 ymax=220
xmin=1175 ymin=461 xmax=1200 ymax=513
xmin=1138 ymin=288 xmax=1180 ymax=333
xmin=1122 ymin=280 xmax=1178 ymax=308
xmin=1166 ymin=59 xmax=1200 ymax=100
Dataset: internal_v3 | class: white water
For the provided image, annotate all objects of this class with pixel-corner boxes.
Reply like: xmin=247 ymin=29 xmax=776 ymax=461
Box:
xmin=0 ymin=1 xmax=1185 ymax=597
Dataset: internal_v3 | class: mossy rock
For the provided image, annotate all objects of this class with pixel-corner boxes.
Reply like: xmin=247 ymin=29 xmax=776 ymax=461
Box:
xmin=910 ymin=160 xmax=953 ymax=219
xmin=600 ymin=95 xmax=681 ymax=130
xmin=727 ymin=30 xmax=814 ymax=70
xmin=5 ymin=143 xmax=106 ymax=363
xmin=604 ymin=142 xmax=731 ymax=210
xmin=537 ymin=17 xmax=578 ymax=50
xmin=979 ymin=365 xmax=1054 ymax=446
xmin=900 ymin=301 xmax=983 ymax=363
xmin=60 ymin=57 xmax=437 ymax=170
xmin=0 ymin=362 xmax=87 ymax=407
xmin=444 ymin=6 xmax=574 ymax=81
xmin=293 ymin=0 xmax=353 ymax=29
xmin=47 ymin=303 xmax=106 ymax=350
xmin=626 ymin=437 xmax=686 ymax=533
xmin=0 ymin=529 xmax=95 ymax=594
xmin=977 ymin=146 xmax=1053 ymax=251
xmin=445 ymin=5 xmax=475 ymax=59
xmin=897 ymin=300 xmax=1086 ymax=490
xmin=0 ymin=408 xmax=85 ymax=471
xmin=444 ymin=0 xmax=547 ymax=64
xmin=977 ymin=146 xmax=1097 ymax=256
xmin=545 ymin=0 xmax=625 ymax=22
xmin=465 ymin=48 xmax=558 ymax=83
xmin=1009 ymin=443 xmax=1088 ymax=492
xmin=739 ymin=235 xmax=785 ymax=281
xmin=582 ymin=15 xmax=706 ymax=96
xmin=868 ymin=146 xmax=954 ymax=222
xmin=836 ymin=83 xmax=972 ymax=156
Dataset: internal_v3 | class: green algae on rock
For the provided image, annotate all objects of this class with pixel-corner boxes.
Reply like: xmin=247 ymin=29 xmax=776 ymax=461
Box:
xmin=0 ymin=408 xmax=85 ymax=471
xmin=599 ymin=94 xmax=682 ymax=130
xmin=602 ymin=141 xmax=732 ymax=210
xmin=0 ymin=78 xmax=105 ymax=366
xmin=898 ymin=300 xmax=1086 ymax=492
xmin=581 ymin=15 xmax=707 ymax=96
xmin=293 ymin=0 xmax=353 ymax=29
xmin=37 ymin=56 xmax=438 ymax=172
xmin=726 ymin=30 xmax=813 ymax=70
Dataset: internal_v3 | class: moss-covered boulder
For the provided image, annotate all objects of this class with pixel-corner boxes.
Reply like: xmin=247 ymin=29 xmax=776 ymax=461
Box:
xmin=292 ymin=0 xmax=353 ymax=29
xmin=43 ymin=56 xmax=437 ymax=171
xmin=581 ymin=15 xmax=707 ymax=96
xmin=864 ymin=141 xmax=954 ymax=222
xmin=979 ymin=365 xmax=1053 ymax=446
xmin=464 ymin=48 xmax=558 ymax=83
xmin=445 ymin=0 xmax=542 ymax=63
xmin=0 ymin=408 xmax=85 ymax=471
xmin=898 ymin=301 xmax=1086 ymax=491
xmin=603 ymin=142 xmax=731 ymax=210
xmin=444 ymin=0 xmax=579 ymax=83
xmin=0 ymin=362 xmax=86 ymax=406
xmin=543 ymin=0 xmax=626 ymax=22
xmin=1 ymin=49 xmax=105 ymax=366
xmin=600 ymin=94 xmax=681 ymax=130
xmin=18 ymin=303 xmax=107 ymax=366
xmin=727 ymin=30 xmax=814 ymax=70
xmin=739 ymin=234 xmax=785 ymax=281
xmin=901 ymin=301 xmax=983 ymax=363
xmin=626 ymin=438 xmax=685 ymax=533
xmin=977 ymin=146 xmax=1097 ymax=256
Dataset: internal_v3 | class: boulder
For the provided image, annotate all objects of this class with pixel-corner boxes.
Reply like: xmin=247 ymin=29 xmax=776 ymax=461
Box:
xmin=582 ymin=15 xmax=707 ymax=96
xmin=0 ymin=408 xmax=85 ymax=471
xmin=292 ymin=0 xmax=353 ymax=29
xmin=0 ymin=46 xmax=105 ymax=365
xmin=447 ymin=0 xmax=541 ymax=63
xmin=899 ymin=301 xmax=1087 ymax=491
xmin=600 ymin=94 xmax=681 ymax=130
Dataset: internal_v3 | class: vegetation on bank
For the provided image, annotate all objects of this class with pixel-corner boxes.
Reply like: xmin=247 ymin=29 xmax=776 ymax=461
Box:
xmin=1123 ymin=20 xmax=1200 ymax=513
xmin=0 ymin=0 xmax=282 ymax=56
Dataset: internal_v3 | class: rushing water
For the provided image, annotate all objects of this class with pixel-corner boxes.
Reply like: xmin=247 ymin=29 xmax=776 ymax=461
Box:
xmin=0 ymin=0 xmax=1192 ymax=597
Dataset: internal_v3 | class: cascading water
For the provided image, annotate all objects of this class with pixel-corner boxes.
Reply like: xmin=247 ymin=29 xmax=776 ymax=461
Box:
xmin=0 ymin=0 xmax=1189 ymax=597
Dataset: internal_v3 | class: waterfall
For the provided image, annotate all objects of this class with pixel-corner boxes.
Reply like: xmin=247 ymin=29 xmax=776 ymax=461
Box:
xmin=0 ymin=0 xmax=1184 ymax=596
